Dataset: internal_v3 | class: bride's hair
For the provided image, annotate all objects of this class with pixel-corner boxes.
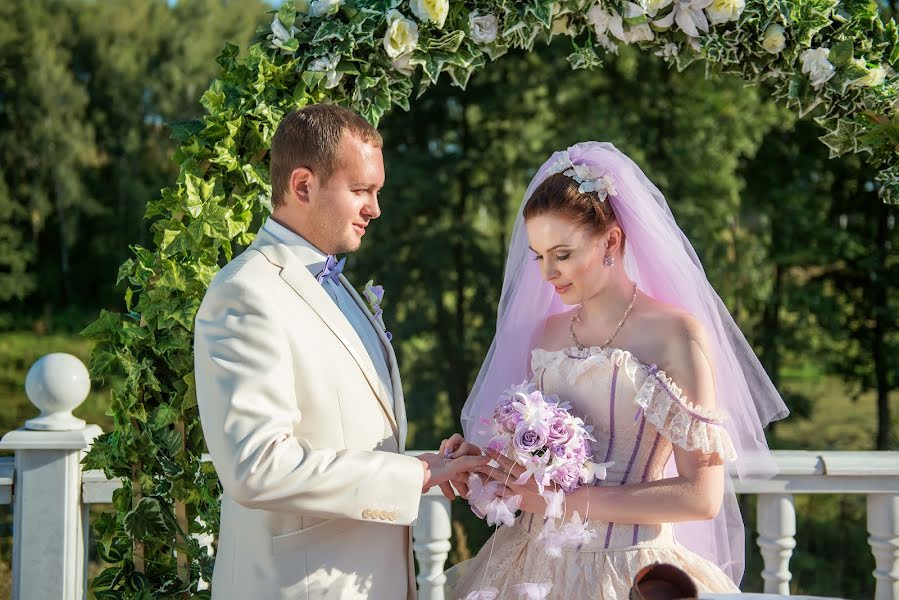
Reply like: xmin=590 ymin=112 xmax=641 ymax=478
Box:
xmin=523 ymin=173 xmax=619 ymax=237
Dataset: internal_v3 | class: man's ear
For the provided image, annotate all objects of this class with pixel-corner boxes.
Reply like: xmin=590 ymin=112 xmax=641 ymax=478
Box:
xmin=288 ymin=167 xmax=315 ymax=206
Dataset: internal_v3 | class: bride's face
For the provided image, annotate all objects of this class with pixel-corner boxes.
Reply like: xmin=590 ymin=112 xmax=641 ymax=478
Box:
xmin=526 ymin=213 xmax=607 ymax=304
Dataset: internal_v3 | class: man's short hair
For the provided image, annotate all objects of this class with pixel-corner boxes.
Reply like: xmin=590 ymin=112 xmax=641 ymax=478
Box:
xmin=270 ymin=104 xmax=383 ymax=207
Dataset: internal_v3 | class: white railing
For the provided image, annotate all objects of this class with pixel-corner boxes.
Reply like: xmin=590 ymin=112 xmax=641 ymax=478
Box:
xmin=0 ymin=354 xmax=896 ymax=600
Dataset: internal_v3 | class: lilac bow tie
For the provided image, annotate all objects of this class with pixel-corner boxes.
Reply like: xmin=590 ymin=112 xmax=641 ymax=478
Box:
xmin=316 ymin=255 xmax=345 ymax=285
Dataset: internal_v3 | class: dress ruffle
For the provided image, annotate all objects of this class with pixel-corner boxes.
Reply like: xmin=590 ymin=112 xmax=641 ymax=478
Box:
xmin=532 ymin=346 xmax=738 ymax=462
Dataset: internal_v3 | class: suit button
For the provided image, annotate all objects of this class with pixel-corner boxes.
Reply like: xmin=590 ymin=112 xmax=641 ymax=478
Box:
xmin=362 ymin=509 xmax=371 ymax=519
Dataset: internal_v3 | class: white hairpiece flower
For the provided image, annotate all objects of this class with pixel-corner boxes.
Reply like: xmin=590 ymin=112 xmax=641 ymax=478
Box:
xmin=547 ymin=151 xmax=618 ymax=201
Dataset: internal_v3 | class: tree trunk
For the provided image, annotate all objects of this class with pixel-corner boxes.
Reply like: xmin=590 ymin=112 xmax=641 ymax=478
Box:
xmin=53 ymin=175 xmax=73 ymax=306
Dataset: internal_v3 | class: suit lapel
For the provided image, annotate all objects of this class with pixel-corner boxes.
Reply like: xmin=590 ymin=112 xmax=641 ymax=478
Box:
xmin=252 ymin=234 xmax=400 ymax=440
xmin=341 ymin=276 xmax=408 ymax=452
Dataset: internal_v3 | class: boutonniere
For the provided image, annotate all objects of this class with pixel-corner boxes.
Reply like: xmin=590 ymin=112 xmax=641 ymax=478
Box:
xmin=362 ymin=280 xmax=392 ymax=341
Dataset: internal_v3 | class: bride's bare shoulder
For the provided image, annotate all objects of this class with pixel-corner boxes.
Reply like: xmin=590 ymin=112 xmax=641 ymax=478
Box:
xmin=633 ymin=296 xmax=716 ymax=405
xmin=536 ymin=308 xmax=578 ymax=351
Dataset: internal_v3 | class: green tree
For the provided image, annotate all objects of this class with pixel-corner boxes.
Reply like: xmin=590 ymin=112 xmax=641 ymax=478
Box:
xmin=0 ymin=0 xmax=101 ymax=311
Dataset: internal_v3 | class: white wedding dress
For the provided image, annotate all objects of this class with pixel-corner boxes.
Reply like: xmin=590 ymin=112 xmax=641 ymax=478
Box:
xmin=446 ymin=345 xmax=742 ymax=599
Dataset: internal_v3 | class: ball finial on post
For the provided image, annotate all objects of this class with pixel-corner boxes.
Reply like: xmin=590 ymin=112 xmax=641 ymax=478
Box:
xmin=24 ymin=353 xmax=90 ymax=431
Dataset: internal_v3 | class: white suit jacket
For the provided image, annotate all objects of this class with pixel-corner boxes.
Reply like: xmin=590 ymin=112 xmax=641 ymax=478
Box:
xmin=194 ymin=227 xmax=423 ymax=600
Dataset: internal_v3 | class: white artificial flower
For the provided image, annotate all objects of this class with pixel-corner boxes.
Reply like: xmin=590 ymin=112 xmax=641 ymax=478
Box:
xmin=392 ymin=52 xmax=414 ymax=76
xmin=269 ymin=16 xmax=297 ymax=52
xmin=850 ymin=62 xmax=886 ymax=88
xmin=655 ymin=42 xmax=679 ymax=59
xmin=410 ymin=0 xmax=449 ymax=29
xmin=800 ymin=47 xmax=836 ymax=90
xmin=310 ymin=0 xmax=342 ymax=17
xmin=587 ymin=3 xmax=626 ymax=42
xmin=546 ymin=152 xmax=575 ymax=176
xmin=383 ymin=9 xmax=419 ymax=58
xmin=705 ymin=0 xmax=744 ymax=25
xmin=653 ymin=0 xmax=712 ymax=39
xmin=642 ymin=0 xmax=673 ymax=17
xmin=308 ymin=54 xmax=343 ymax=89
xmin=761 ymin=24 xmax=786 ymax=54
xmin=469 ymin=12 xmax=499 ymax=44
xmin=625 ymin=23 xmax=655 ymax=43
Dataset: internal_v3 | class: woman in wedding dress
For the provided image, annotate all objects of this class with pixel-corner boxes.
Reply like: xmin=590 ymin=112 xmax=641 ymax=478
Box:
xmin=443 ymin=143 xmax=789 ymax=599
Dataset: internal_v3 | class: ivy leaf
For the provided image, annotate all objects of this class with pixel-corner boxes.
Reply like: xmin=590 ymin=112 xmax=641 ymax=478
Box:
xmin=150 ymin=404 xmax=180 ymax=430
xmin=155 ymin=426 xmax=184 ymax=457
xmin=277 ymin=0 xmax=297 ymax=29
xmin=123 ymin=497 xmax=167 ymax=540
xmin=828 ymin=40 xmax=854 ymax=67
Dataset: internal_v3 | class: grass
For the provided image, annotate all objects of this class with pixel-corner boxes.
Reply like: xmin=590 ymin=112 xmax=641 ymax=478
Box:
xmin=0 ymin=332 xmax=895 ymax=598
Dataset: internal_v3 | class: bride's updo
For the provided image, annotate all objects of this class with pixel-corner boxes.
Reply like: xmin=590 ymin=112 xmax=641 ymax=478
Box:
xmin=523 ymin=173 xmax=619 ymax=236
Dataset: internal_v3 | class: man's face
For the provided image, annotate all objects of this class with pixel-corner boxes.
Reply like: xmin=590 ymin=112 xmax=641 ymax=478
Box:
xmin=308 ymin=133 xmax=385 ymax=255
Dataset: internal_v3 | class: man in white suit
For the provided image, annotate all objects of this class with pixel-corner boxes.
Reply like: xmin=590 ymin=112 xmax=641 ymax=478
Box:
xmin=194 ymin=105 xmax=485 ymax=599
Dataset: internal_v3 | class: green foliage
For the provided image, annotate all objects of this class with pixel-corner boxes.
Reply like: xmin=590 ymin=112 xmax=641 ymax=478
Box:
xmin=73 ymin=0 xmax=898 ymax=596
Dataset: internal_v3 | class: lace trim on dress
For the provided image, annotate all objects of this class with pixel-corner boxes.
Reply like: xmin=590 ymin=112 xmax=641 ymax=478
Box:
xmin=635 ymin=366 xmax=737 ymax=462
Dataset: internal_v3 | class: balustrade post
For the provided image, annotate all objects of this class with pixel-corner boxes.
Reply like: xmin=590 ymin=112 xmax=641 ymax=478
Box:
xmin=412 ymin=488 xmax=452 ymax=600
xmin=0 ymin=353 xmax=101 ymax=600
xmin=757 ymin=493 xmax=797 ymax=595
xmin=868 ymin=493 xmax=899 ymax=600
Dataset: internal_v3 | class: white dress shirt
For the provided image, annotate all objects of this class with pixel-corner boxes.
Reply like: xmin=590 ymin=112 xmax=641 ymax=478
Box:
xmin=262 ymin=217 xmax=394 ymax=409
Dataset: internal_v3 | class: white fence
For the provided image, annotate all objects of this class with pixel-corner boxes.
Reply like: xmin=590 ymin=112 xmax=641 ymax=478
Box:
xmin=0 ymin=354 xmax=896 ymax=600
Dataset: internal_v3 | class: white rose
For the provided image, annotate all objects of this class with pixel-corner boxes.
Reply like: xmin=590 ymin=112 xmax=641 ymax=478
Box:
xmin=800 ymin=47 xmax=836 ymax=90
xmin=469 ymin=12 xmax=498 ymax=44
xmin=761 ymin=24 xmax=786 ymax=54
xmin=308 ymin=54 xmax=343 ymax=89
xmin=383 ymin=10 xmax=419 ymax=58
xmin=310 ymin=0 xmax=342 ymax=17
xmin=392 ymin=52 xmax=414 ymax=76
xmin=410 ymin=0 xmax=449 ymax=29
xmin=851 ymin=63 xmax=886 ymax=88
xmin=706 ymin=0 xmax=744 ymax=24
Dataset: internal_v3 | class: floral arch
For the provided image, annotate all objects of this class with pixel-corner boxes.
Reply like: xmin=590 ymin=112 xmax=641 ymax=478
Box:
xmin=82 ymin=0 xmax=897 ymax=596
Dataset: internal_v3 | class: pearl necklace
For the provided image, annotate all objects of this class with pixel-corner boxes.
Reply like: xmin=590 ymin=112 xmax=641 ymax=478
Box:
xmin=570 ymin=281 xmax=638 ymax=352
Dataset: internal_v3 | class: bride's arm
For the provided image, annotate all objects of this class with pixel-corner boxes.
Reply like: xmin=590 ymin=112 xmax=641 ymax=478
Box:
xmin=568 ymin=315 xmax=725 ymax=523
xmin=564 ymin=444 xmax=725 ymax=523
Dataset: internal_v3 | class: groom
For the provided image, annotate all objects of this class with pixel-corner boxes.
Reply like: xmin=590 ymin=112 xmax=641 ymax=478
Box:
xmin=194 ymin=104 xmax=484 ymax=599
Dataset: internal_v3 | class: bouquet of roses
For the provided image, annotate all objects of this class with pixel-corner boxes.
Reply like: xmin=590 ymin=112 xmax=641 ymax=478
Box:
xmin=467 ymin=381 xmax=612 ymax=544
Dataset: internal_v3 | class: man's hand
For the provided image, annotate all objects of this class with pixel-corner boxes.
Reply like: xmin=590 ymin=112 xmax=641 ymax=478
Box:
xmin=435 ymin=433 xmax=483 ymax=499
xmin=419 ymin=448 xmax=489 ymax=500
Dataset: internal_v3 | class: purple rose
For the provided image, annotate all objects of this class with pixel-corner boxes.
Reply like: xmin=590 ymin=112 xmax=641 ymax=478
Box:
xmin=514 ymin=423 xmax=548 ymax=453
xmin=552 ymin=462 xmax=581 ymax=493
xmin=547 ymin=416 xmax=573 ymax=445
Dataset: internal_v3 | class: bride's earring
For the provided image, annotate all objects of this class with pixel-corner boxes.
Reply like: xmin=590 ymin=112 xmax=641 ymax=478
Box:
xmin=603 ymin=256 xmax=615 ymax=267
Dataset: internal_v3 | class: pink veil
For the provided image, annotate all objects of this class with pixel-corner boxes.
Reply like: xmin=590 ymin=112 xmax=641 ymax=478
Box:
xmin=460 ymin=141 xmax=789 ymax=584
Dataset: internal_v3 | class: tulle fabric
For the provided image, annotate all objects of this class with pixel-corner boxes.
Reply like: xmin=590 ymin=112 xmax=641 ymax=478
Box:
xmin=460 ymin=142 xmax=789 ymax=584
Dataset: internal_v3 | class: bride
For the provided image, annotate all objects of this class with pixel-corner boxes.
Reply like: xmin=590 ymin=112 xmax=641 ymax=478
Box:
xmin=442 ymin=142 xmax=789 ymax=598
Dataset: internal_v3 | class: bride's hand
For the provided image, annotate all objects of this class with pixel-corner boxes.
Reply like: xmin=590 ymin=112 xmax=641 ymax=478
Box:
xmin=476 ymin=449 xmax=558 ymax=515
xmin=437 ymin=433 xmax=484 ymax=500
